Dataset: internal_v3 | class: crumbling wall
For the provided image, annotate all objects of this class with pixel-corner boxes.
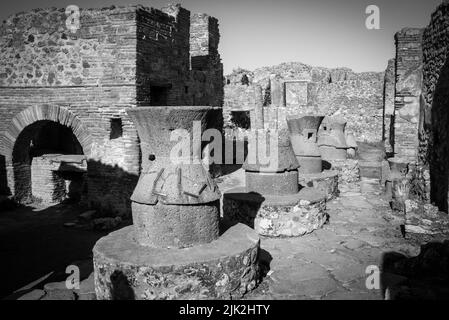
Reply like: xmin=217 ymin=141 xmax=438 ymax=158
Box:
xmin=223 ymin=63 xmax=384 ymax=142
xmin=420 ymin=2 xmax=449 ymax=211
xmin=188 ymin=13 xmax=224 ymax=107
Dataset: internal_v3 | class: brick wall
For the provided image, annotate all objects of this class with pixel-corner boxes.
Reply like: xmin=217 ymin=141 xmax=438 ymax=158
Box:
xmin=393 ymin=28 xmax=424 ymax=162
xmin=0 ymin=4 xmax=223 ymax=216
xmin=420 ymin=2 xmax=449 ymax=211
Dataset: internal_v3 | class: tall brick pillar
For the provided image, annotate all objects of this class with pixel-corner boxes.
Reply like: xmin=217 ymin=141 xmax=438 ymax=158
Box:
xmin=393 ymin=28 xmax=424 ymax=162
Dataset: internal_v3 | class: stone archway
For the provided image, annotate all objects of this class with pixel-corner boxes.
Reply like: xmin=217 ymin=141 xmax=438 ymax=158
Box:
xmin=2 ymin=105 xmax=92 ymax=203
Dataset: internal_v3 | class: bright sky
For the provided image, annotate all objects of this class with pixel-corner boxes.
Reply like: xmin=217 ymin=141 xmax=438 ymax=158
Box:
xmin=0 ymin=0 xmax=442 ymax=74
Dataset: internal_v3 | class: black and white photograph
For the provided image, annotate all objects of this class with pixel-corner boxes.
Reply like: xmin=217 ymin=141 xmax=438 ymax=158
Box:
xmin=0 ymin=0 xmax=448 ymax=308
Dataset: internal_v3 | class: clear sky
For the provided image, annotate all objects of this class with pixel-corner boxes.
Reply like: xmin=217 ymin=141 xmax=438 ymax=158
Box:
xmin=0 ymin=0 xmax=442 ymax=74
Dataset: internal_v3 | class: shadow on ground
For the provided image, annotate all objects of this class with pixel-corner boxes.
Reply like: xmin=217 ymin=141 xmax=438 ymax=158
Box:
xmin=381 ymin=240 xmax=449 ymax=299
xmin=0 ymin=201 xmax=125 ymax=299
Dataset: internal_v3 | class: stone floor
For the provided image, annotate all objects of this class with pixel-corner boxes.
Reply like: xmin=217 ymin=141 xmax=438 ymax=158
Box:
xmin=216 ymin=168 xmax=423 ymax=300
xmin=3 ymin=167 xmax=447 ymax=300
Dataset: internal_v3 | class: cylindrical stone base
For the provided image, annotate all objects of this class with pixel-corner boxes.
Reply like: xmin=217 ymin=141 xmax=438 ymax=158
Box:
xmin=298 ymin=170 xmax=339 ymax=200
xmin=296 ymin=156 xmax=322 ymax=174
xmin=132 ymin=201 xmax=220 ymax=248
xmin=93 ymin=224 xmax=260 ymax=300
xmin=245 ymin=171 xmax=299 ymax=195
xmin=223 ymin=187 xmax=327 ymax=237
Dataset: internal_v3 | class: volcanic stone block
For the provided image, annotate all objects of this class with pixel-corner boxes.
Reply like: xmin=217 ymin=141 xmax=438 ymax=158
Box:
xmin=223 ymin=187 xmax=327 ymax=237
xmin=132 ymin=201 xmax=220 ymax=248
xmin=245 ymin=171 xmax=299 ymax=196
xmin=318 ymin=117 xmax=349 ymax=161
xmin=93 ymin=223 xmax=260 ymax=300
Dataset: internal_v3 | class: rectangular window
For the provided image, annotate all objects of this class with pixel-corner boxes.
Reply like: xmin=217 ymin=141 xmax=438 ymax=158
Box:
xmin=110 ymin=118 xmax=123 ymax=140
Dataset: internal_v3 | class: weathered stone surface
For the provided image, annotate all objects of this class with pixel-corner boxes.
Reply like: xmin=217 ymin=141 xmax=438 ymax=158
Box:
xmin=93 ymin=223 xmax=260 ymax=300
xmin=224 ymin=63 xmax=384 ymax=143
xmin=0 ymin=4 xmax=224 ymax=217
xmin=223 ymin=187 xmax=327 ymax=237
xmin=245 ymin=171 xmax=299 ymax=196
xmin=328 ymin=159 xmax=360 ymax=184
xmin=404 ymin=200 xmax=449 ymax=235
xmin=298 ymin=170 xmax=339 ymax=200
xmin=132 ymin=201 xmax=220 ymax=248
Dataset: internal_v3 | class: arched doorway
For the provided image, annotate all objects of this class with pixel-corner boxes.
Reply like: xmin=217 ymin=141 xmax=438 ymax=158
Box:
xmin=13 ymin=120 xmax=85 ymax=204
xmin=3 ymin=105 xmax=92 ymax=205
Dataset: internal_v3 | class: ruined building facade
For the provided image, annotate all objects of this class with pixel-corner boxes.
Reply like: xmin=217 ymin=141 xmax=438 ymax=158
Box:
xmin=419 ymin=1 xmax=449 ymax=212
xmin=223 ymin=64 xmax=384 ymax=142
xmin=0 ymin=4 xmax=223 ymax=216
xmin=381 ymin=1 xmax=449 ymax=214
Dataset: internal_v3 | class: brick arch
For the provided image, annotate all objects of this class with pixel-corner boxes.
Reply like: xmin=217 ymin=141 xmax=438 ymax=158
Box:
xmin=3 ymin=105 xmax=92 ymax=161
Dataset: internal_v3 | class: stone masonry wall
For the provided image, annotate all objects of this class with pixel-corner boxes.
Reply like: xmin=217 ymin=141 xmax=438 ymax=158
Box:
xmin=420 ymin=2 xmax=449 ymax=212
xmin=0 ymin=4 xmax=223 ymax=216
xmin=0 ymin=7 xmax=140 ymax=215
xmin=393 ymin=28 xmax=424 ymax=162
xmin=383 ymin=58 xmax=395 ymax=152
xmin=224 ymin=63 xmax=384 ymax=142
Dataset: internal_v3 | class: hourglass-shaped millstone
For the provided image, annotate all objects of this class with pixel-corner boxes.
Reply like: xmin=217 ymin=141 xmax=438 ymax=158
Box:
xmin=127 ymin=106 xmax=222 ymax=248
xmin=318 ymin=117 xmax=349 ymax=161
xmin=242 ymin=128 xmax=300 ymax=195
xmin=287 ymin=115 xmax=325 ymax=174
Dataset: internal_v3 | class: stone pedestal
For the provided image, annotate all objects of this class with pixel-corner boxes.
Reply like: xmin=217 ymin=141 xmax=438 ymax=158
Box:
xmin=93 ymin=224 xmax=260 ymax=300
xmin=298 ymin=170 xmax=339 ymax=200
xmin=223 ymin=187 xmax=327 ymax=237
xmin=93 ymin=106 xmax=261 ymax=300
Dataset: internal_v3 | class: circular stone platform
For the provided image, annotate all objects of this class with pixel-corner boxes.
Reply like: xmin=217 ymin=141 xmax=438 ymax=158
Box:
xmin=93 ymin=223 xmax=260 ymax=300
xmin=298 ymin=170 xmax=339 ymax=200
xmin=223 ymin=187 xmax=327 ymax=237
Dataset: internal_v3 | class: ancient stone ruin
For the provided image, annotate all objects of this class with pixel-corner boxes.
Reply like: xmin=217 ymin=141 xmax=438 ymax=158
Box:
xmin=223 ymin=128 xmax=328 ymax=237
xmin=93 ymin=106 xmax=260 ymax=300
xmin=2 ymin=1 xmax=449 ymax=302
xmin=0 ymin=4 xmax=223 ymax=216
